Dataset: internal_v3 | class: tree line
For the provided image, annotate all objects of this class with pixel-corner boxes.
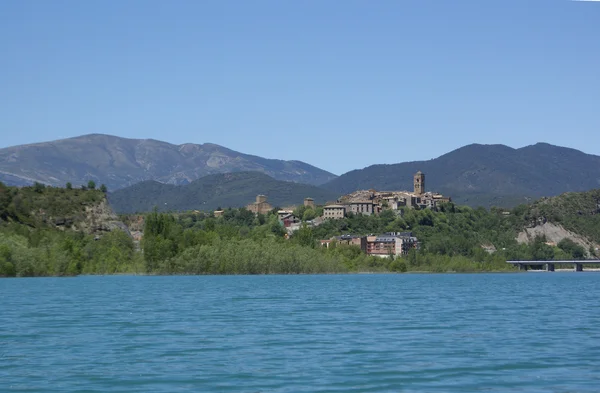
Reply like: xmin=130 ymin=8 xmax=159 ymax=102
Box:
xmin=1 ymin=182 xmax=595 ymax=277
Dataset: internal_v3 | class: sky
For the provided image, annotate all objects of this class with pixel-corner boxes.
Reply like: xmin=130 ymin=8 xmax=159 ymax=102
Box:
xmin=0 ymin=0 xmax=599 ymax=175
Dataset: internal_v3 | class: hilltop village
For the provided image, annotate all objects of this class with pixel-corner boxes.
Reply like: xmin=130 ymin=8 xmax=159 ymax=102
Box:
xmin=237 ymin=172 xmax=451 ymax=258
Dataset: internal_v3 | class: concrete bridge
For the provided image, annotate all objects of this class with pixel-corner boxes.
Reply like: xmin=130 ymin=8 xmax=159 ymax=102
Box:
xmin=507 ymin=260 xmax=600 ymax=272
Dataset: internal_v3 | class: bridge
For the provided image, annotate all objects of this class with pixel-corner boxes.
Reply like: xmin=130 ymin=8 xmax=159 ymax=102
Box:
xmin=507 ymin=260 xmax=600 ymax=272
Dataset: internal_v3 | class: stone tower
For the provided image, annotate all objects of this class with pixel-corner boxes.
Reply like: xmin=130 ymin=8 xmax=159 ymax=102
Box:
xmin=413 ymin=171 xmax=425 ymax=195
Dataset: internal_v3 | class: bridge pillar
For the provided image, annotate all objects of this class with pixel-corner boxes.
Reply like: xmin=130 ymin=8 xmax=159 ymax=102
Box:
xmin=575 ymin=263 xmax=583 ymax=272
xmin=546 ymin=263 xmax=555 ymax=272
xmin=518 ymin=263 xmax=528 ymax=271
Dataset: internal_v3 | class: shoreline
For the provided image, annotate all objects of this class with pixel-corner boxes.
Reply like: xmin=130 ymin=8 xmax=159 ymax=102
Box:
xmin=7 ymin=268 xmax=600 ymax=278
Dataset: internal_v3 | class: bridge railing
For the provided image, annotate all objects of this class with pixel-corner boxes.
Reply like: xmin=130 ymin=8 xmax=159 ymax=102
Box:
xmin=507 ymin=260 xmax=600 ymax=272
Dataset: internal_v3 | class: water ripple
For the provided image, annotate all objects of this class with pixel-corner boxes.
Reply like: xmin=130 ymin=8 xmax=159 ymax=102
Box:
xmin=1 ymin=273 xmax=600 ymax=392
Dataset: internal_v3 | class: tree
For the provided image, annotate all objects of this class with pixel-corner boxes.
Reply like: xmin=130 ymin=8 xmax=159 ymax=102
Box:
xmin=33 ymin=182 xmax=45 ymax=193
xmin=87 ymin=180 xmax=96 ymax=190
xmin=100 ymin=184 xmax=107 ymax=193
xmin=303 ymin=208 xmax=317 ymax=221
xmin=531 ymin=236 xmax=554 ymax=261
xmin=294 ymin=224 xmax=315 ymax=248
xmin=557 ymin=238 xmax=585 ymax=260
xmin=66 ymin=182 xmax=72 ymax=190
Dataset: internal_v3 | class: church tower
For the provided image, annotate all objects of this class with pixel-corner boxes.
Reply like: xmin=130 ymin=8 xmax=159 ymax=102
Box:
xmin=413 ymin=171 xmax=425 ymax=195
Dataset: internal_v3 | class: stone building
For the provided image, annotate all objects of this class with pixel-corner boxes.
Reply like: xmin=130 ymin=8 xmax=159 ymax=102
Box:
xmin=304 ymin=198 xmax=315 ymax=208
xmin=366 ymin=232 xmax=419 ymax=257
xmin=247 ymin=195 xmax=273 ymax=215
xmin=323 ymin=205 xmax=346 ymax=219
xmin=349 ymin=201 xmax=376 ymax=216
xmin=414 ymin=171 xmax=425 ymax=196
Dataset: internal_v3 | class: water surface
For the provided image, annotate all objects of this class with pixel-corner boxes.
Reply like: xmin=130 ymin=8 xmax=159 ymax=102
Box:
xmin=2 ymin=273 xmax=600 ymax=392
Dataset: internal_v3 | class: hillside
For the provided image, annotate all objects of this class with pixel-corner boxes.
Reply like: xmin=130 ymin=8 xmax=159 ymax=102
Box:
xmin=0 ymin=182 xmax=139 ymax=277
xmin=0 ymin=182 xmax=128 ymax=233
xmin=0 ymin=134 xmax=336 ymax=190
xmin=513 ymin=189 xmax=600 ymax=248
xmin=108 ymin=171 xmax=340 ymax=213
xmin=322 ymin=143 xmax=600 ymax=208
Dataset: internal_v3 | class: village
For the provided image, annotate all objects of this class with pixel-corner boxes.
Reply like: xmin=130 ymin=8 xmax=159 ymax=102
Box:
xmin=239 ymin=171 xmax=451 ymax=258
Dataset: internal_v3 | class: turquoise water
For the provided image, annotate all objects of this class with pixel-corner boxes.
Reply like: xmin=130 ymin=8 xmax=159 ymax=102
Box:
xmin=1 ymin=274 xmax=600 ymax=392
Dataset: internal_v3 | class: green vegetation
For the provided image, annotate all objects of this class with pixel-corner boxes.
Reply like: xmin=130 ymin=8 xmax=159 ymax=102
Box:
xmin=2 ymin=182 xmax=599 ymax=277
xmin=137 ymin=209 xmax=377 ymax=275
xmin=516 ymin=190 xmax=600 ymax=244
xmin=0 ymin=183 xmax=142 ymax=277
xmin=0 ymin=181 xmax=105 ymax=226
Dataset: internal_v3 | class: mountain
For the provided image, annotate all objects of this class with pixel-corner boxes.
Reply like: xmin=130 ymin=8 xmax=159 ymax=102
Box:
xmin=108 ymin=171 xmax=340 ymax=213
xmin=322 ymin=143 xmax=600 ymax=207
xmin=0 ymin=134 xmax=336 ymax=190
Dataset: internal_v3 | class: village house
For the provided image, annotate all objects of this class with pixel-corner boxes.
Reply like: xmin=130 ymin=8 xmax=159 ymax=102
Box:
xmin=366 ymin=232 xmax=419 ymax=258
xmin=323 ymin=204 xmax=346 ymax=219
xmin=277 ymin=209 xmax=294 ymax=221
xmin=320 ymin=235 xmax=367 ymax=252
xmin=349 ymin=201 xmax=377 ymax=216
xmin=319 ymin=232 xmax=418 ymax=258
xmin=335 ymin=234 xmax=367 ymax=252
xmin=278 ymin=212 xmax=301 ymax=228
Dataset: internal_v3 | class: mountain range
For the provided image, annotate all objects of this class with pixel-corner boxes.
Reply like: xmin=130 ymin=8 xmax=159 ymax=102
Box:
xmin=2 ymin=134 xmax=600 ymax=209
xmin=322 ymin=143 xmax=600 ymax=207
xmin=0 ymin=134 xmax=336 ymax=189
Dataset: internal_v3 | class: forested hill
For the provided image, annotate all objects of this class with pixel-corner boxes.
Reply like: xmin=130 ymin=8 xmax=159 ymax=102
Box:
xmin=0 ymin=182 xmax=125 ymax=233
xmin=108 ymin=171 xmax=340 ymax=213
xmin=0 ymin=133 xmax=337 ymax=189
xmin=0 ymin=182 xmax=139 ymax=277
xmin=515 ymin=189 xmax=600 ymax=246
xmin=322 ymin=143 xmax=600 ymax=208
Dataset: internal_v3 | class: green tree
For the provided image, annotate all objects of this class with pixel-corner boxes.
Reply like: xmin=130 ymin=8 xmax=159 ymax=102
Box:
xmin=33 ymin=182 xmax=45 ymax=193
xmin=66 ymin=182 xmax=72 ymax=190
xmin=531 ymin=236 xmax=554 ymax=261
xmin=557 ymin=238 xmax=585 ymax=260
xmin=100 ymin=184 xmax=107 ymax=193
xmin=294 ymin=224 xmax=315 ymax=248
xmin=87 ymin=180 xmax=96 ymax=190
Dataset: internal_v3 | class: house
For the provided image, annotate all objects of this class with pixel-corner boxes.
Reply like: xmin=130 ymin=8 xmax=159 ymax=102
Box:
xmin=335 ymin=234 xmax=367 ymax=252
xmin=277 ymin=210 xmax=294 ymax=221
xmin=247 ymin=195 xmax=273 ymax=215
xmin=319 ymin=235 xmax=367 ymax=252
xmin=323 ymin=204 xmax=346 ymax=219
xmin=349 ymin=201 xmax=376 ymax=216
xmin=280 ymin=213 xmax=301 ymax=228
xmin=214 ymin=210 xmax=224 ymax=217
xmin=366 ymin=232 xmax=419 ymax=258
xmin=320 ymin=239 xmax=333 ymax=248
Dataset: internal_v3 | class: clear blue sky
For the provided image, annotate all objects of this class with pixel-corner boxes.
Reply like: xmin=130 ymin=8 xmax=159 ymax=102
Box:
xmin=0 ymin=0 xmax=598 ymax=175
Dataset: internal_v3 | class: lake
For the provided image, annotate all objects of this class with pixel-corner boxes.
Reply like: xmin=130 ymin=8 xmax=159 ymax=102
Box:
xmin=2 ymin=273 xmax=600 ymax=392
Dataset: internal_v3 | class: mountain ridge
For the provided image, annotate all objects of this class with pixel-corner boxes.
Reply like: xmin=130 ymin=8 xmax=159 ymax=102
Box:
xmin=322 ymin=142 xmax=600 ymax=207
xmin=0 ymin=134 xmax=337 ymax=189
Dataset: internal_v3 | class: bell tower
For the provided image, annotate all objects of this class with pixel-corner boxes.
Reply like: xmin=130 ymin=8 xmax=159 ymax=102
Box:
xmin=413 ymin=171 xmax=425 ymax=195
